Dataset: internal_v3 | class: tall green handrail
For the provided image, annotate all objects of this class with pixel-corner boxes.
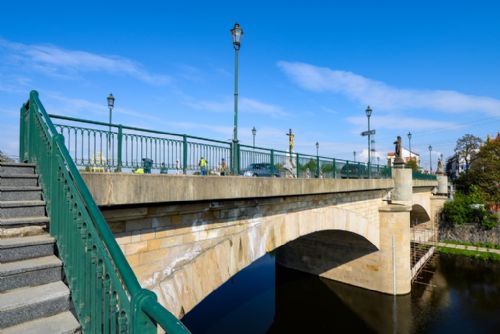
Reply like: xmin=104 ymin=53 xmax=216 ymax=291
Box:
xmin=20 ymin=91 xmax=190 ymax=334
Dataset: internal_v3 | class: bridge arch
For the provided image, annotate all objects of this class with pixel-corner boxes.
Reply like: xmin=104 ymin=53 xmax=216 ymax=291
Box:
xmin=410 ymin=204 xmax=431 ymax=226
xmin=151 ymin=204 xmax=381 ymax=318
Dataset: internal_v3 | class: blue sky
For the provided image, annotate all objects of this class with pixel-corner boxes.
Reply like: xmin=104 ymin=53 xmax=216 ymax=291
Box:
xmin=1 ymin=1 xmax=499 ymax=170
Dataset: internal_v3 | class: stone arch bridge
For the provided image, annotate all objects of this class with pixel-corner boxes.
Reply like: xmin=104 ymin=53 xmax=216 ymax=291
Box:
xmin=82 ymin=173 xmax=446 ymax=318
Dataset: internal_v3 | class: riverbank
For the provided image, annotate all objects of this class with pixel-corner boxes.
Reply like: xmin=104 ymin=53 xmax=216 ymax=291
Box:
xmin=437 ymin=242 xmax=500 ymax=261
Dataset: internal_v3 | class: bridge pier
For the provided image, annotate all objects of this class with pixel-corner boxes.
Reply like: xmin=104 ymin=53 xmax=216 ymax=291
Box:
xmin=276 ymin=204 xmax=412 ymax=295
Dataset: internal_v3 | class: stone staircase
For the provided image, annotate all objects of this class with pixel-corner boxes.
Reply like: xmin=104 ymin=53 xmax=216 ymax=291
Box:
xmin=0 ymin=162 xmax=80 ymax=333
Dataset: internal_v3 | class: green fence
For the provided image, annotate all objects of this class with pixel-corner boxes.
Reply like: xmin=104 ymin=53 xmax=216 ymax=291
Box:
xmin=50 ymin=116 xmax=392 ymax=179
xmin=19 ymin=91 xmax=190 ymax=334
xmin=412 ymin=170 xmax=438 ymax=180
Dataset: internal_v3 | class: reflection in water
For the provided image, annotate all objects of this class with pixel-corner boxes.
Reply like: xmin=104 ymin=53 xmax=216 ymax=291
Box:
xmin=182 ymin=253 xmax=500 ymax=333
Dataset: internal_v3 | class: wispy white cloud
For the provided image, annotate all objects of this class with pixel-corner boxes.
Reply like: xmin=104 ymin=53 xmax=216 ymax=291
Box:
xmin=278 ymin=61 xmax=500 ymax=117
xmin=0 ymin=38 xmax=170 ymax=85
xmin=185 ymin=97 xmax=288 ymax=117
xmin=346 ymin=115 xmax=462 ymax=131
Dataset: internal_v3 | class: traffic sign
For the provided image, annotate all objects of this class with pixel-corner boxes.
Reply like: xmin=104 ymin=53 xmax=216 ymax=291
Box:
xmin=361 ymin=130 xmax=376 ymax=136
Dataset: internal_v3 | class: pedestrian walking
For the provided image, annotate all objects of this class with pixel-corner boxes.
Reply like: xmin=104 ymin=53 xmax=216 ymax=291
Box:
xmin=199 ymin=157 xmax=208 ymax=176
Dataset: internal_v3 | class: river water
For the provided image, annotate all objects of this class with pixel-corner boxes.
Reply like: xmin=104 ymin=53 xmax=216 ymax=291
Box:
xmin=182 ymin=253 xmax=500 ymax=333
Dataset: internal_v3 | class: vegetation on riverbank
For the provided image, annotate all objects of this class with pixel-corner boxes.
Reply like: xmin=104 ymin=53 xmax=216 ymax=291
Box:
xmin=440 ymin=239 xmax=500 ymax=250
xmin=437 ymin=246 xmax=500 ymax=262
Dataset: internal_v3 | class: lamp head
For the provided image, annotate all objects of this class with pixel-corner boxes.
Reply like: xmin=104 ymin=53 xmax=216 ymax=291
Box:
xmin=107 ymin=93 xmax=115 ymax=109
xmin=230 ymin=23 xmax=243 ymax=50
xmin=365 ymin=105 xmax=372 ymax=117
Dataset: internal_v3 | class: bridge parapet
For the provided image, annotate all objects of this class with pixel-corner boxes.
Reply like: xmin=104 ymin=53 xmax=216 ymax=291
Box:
xmin=82 ymin=173 xmax=394 ymax=206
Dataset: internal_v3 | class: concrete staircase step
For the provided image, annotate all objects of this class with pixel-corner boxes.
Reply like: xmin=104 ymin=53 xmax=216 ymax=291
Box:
xmin=0 ymin=215 xmax=49 ymax=227
xmin=1 ymin=311 xmax=80 ymax=334
xmin=0 ymin=200 xmax=46 ymax=218
xmin=0 ymin=163 xmax=36 ymax=176
xmin=0 ymin=186 xmax=42 ymax=201
xmin=0 ymin=234 xmax=54 ymax=262
xmin=0 ymin=174 xmax=38 ymax=187
xmin=0 ymin=255 xmax=62 ymax=292
xmin=0 ymin=281 xmax=71 ymax=329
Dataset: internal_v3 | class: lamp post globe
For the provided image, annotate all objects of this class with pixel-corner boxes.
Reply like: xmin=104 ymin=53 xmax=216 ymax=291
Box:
xmin=230 ymin=23 xmax=243 ymax=175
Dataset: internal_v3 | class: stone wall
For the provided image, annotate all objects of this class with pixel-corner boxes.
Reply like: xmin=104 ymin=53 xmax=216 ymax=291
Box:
xmin=102 ymin=189 xmax=388 ymax=317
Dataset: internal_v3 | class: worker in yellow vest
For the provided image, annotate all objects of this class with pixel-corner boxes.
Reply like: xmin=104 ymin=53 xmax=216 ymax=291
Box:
xmin=199 ymin=157 xmax=208 ymax=176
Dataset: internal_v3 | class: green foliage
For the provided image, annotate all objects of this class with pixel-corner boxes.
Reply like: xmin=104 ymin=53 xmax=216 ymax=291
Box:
xmin=442 ymin=199 xmax=468 ymax=225
xmin=442 ymin=187 xmax=498 ymax=229
xmin=437 ymin=246 xmax=500 ymax=262
xmin=405 ymin=158 xmax=418 ymax=171
xmin=455 ymin=138 xmax=499 ymax=208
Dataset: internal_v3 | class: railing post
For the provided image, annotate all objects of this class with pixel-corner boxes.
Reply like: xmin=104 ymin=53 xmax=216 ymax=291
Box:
xmin=358 ymin=162 xmax=362 ymax=178
xmin=270 ymin=149 xmax=275 ymax=176
xmin=131 ymin=290 xmax=157 ymax=334
xmin=296 ymin=153 xmax=300 ymax=178
xmin=116 ymin=125 xmax=123 ymax=172
xmin=237 ymin=143 xmax=241 ymax=175
xmin=182 ymin=135 xmax=188 ymax=175
xmin=19 ymin=105 xmax=26 ymax=162
xmin=346 ymin=161 xmax=350 ymax=178
xmin=332 ymin=159 xmax=336 ymax=178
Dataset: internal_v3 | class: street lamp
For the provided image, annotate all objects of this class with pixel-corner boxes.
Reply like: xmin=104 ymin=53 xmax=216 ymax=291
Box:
xmin=230 ymin=22 xmax=243 ymax=175
xmin=428 ymin=145 xmax=433 ymax=173
xmin=365 ymin=106 xmax=372 ymax=177
xmin=106 ymin=93 xmax=115 ymax=168
xmin=252 ymin=126 xmax=256 ymax=148
xmin=353 ymin=151 xmax=356 ymax=162
xmin=407 ymin=132 xmax=412 ymax=162
xmin=315 ymin=141 xmax=320 ymax=178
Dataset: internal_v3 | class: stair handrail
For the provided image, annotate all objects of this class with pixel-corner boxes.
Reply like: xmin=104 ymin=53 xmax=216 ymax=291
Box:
xmin=19 ymin=90 xmax=189 ymax=333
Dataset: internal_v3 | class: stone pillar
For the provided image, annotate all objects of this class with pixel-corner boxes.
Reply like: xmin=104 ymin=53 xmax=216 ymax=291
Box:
xmin=276 ymin=204 xmax=411 ymax=295
xmin=377 ymin=205 xmax=411 ymax=295
xmin=430 ymin=196 xmax=447 ymax=229
xmin=392 ymin=167 xmax=412 ymax=205
xmin=436 ymin=174 xmax=448 ymax=195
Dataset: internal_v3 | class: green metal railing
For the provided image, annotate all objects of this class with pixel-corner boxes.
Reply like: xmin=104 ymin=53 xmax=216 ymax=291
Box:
xmin=19 ymin=91 xmax=190 ymax=334
xmin=412 ymin=170 xmax=438 ymax=180
xmin=49 ymin=115 xmax=393 ymax=179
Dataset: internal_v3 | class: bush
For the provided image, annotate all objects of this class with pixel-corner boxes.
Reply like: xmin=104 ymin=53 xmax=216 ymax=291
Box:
xmin=442 ymin=188 xmax=499 ymax=229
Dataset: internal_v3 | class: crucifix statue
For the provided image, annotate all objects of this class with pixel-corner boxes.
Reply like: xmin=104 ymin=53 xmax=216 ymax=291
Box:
xmin=286 ymin=128 xmax=294 ymax=155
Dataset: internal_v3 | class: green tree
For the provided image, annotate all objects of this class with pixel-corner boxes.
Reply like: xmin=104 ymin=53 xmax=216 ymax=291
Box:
xmin=456 ymin=138 xmax=500 ymax=207
xmin=405 ymin=158 xmax=418 ymax=171
xmin=454 ymin=134 xmax=482 ymax=170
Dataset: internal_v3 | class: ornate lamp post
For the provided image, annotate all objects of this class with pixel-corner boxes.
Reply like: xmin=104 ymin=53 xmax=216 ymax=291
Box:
xmin=230 ymin=23 xmax=243 ymax=175
xmin=252 ymin=126 xmax=256 ymax=148
xmin=407 ymin=132 xmax=412 ymax=162
xmin=315 ymin=141 xmax=320 ymax=178
xmin=106 ymin=93 xmax=115 ymax=168
xmin=428 ymin=145 xmax=433 ymax=173
xmin=365 ymin=106 xmax=372 ymax=178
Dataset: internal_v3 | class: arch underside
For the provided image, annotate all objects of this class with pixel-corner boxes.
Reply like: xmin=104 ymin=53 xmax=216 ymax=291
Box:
xmin=152 ymin=204 xmax=381 ymax=318
xmin=410 ymin=204 xmax=431 ymax=226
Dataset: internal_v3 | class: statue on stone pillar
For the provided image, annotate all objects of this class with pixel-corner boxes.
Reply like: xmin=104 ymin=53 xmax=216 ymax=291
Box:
xmin=393 ymin=136 xmax=404 ymax=165
xmin=437 ymin=158 xmax=443 ymax=174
